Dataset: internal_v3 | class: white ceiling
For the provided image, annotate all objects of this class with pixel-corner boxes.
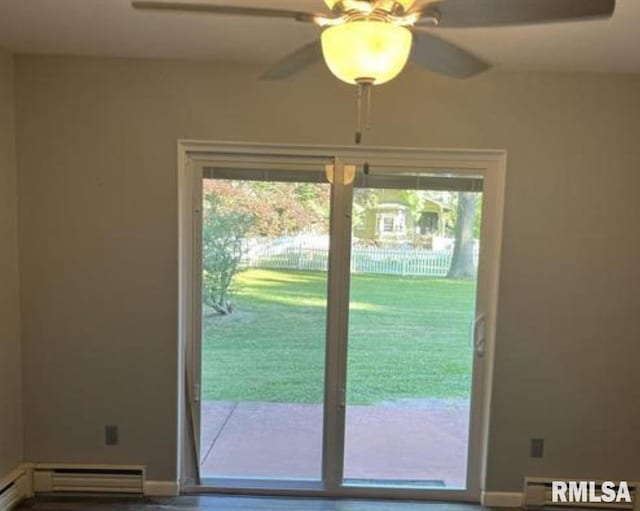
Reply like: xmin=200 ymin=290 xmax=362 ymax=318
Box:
xmin=0 ymin=0 xmax=639 ymax=74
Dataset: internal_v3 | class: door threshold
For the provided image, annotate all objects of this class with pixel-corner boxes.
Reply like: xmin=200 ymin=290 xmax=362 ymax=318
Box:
xmin=184 ymin=482 xmax=477 ymax=502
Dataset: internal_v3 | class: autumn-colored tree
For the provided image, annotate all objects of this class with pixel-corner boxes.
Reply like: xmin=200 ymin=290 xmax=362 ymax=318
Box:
xmin=201 ymin=179 xmax=330 ymax=314
xmin=203 ymin=180 xmax=330 ymax=237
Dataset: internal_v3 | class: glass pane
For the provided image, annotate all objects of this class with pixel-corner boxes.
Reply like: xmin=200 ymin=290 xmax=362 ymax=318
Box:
xmin=199 ymin=174 xmax=331 ymax=481
xmin=343 ymin=181 xmax=482 ymax=489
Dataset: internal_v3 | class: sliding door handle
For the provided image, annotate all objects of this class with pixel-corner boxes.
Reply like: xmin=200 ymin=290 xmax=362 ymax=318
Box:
xmin=338 ymin=387 xmax=346 ymax=409
xmin=473 ymin=313 xmax=486 ymax=357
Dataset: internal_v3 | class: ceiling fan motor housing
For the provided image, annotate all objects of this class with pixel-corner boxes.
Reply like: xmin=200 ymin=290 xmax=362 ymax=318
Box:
xmin=328 ymin=0 xmax=414 ymax=17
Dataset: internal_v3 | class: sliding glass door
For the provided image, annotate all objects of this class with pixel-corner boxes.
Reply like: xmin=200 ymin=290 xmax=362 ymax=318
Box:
xmin=188 ymin=146 xmax=503 ymax=501
xmin=198 ymin=161 xmax=332 ymax=482
xmin=343 ymin=171 xmax=483 ymax=490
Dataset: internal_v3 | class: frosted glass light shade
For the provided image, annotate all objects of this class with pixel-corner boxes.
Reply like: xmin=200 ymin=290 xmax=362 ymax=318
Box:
xmin=321 ymin=21 xmax=412 ymax=85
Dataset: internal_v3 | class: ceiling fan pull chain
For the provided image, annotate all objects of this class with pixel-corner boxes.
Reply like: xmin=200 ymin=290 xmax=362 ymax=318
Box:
xmin=364 ymin=80 xmax=372 ymax=131
xmin=355 ymin=81 xmax=364 ymax=144
xmin=354 ymin=78 xmax=374 ymax=145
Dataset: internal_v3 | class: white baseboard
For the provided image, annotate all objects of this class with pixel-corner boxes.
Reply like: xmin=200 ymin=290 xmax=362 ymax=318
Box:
xmin=18 ymin=464 xmax=34 ymax=499
xmin=482 ymin=491 xmax=523 ymax=508
xmin=144 ymin=481 xmax=180 ymax=497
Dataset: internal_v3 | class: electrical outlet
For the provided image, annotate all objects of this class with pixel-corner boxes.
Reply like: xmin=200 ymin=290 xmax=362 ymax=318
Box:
xmin=105 ymin=424 xmax=119 ymax=446
xmin=531 ymin=438 xmax=544 ymax=458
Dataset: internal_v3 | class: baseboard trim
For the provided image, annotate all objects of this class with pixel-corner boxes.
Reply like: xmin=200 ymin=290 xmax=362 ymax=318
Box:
xmin=144 ymin=481 xmax=180 ymax=497
xmin=18 ymin=464 xmax=34 ymax=499
xmin=482 ymin=491 xmax=523 ymax=508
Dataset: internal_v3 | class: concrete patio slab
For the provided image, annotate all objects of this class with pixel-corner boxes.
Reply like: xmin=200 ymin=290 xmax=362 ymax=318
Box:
xmin=201 ymin=402 xmax=324 ymax=479
xmin=200 ymin=401 xmax=237 ymax=464
xmin=200 ymin=400 xmax=469 ymax=488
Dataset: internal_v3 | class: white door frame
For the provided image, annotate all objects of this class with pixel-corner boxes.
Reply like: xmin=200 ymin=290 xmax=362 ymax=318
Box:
xmin=177 ymin=140 xmax=506 ymax=503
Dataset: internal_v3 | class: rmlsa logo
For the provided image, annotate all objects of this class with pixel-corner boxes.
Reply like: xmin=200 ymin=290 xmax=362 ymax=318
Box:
xmin=552 ymin=481 xmax=632 ymax=504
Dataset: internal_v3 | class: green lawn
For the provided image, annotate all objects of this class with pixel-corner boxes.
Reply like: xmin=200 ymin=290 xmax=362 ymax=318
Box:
xmin=202 ymin=268 xmax=476 ymax=405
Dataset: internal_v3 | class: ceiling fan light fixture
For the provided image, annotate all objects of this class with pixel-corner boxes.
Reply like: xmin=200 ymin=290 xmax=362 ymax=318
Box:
xmin=321 ymin=21 xmax=412 ymax=85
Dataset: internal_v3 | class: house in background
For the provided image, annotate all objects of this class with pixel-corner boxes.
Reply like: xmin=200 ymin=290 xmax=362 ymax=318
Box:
xmin=354 ymin=190 xmax=451 ymax=248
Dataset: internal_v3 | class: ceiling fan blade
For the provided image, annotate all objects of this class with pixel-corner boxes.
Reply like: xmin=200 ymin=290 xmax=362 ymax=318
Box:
xmin=410 ymin=30 xmax=490 ymax=78
xmin=131 ymin=1 xmax=319 ymax=23
xmin=260 ymin=40 xmax=323 ymax=80
xmin=417 ymin=0 xmax=615 ymax=28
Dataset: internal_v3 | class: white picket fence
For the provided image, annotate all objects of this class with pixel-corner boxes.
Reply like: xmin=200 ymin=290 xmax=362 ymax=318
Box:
xmin=243 ymin=244 xmax=478 ymax=277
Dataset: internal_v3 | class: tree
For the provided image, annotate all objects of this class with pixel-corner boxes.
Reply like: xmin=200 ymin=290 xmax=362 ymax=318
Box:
xmin=202 ymin=192 xmax=254 ymax=315
xmin=200 ymin=179 xmax=331 ymax=314
xmin=203 ymin=180 xmax=330 ymax=237
xmin=447 ymin=192 xmax=478 ymax=279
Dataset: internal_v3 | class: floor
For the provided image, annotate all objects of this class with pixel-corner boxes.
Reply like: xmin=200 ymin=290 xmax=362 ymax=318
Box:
xmin=15 ymin=495 xmax=507 ymax=510
xmin=200 ymin=400 xmax=470 ymax=488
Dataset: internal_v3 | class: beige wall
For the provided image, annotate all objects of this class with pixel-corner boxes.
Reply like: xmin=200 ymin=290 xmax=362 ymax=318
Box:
xmin=14 ymin=55 xmax=640 ymax=488
xmin=0 ymin=47 xmax=22 ymax=476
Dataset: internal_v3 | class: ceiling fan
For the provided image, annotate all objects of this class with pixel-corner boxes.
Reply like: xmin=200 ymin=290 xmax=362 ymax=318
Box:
xmin=132 ymin=0 xmax=616 ymax=142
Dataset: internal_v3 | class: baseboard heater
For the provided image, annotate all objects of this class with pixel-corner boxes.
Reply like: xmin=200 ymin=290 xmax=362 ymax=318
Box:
xmin=0 ymin=482 xmax=22 ymax=511
xmin=525 ymin=477 xmax=640 ymax=510
xmin=33 ymin=465 xmax=144 ymax=495
xmin=0 ymin=469 xmax=31 ymax=511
